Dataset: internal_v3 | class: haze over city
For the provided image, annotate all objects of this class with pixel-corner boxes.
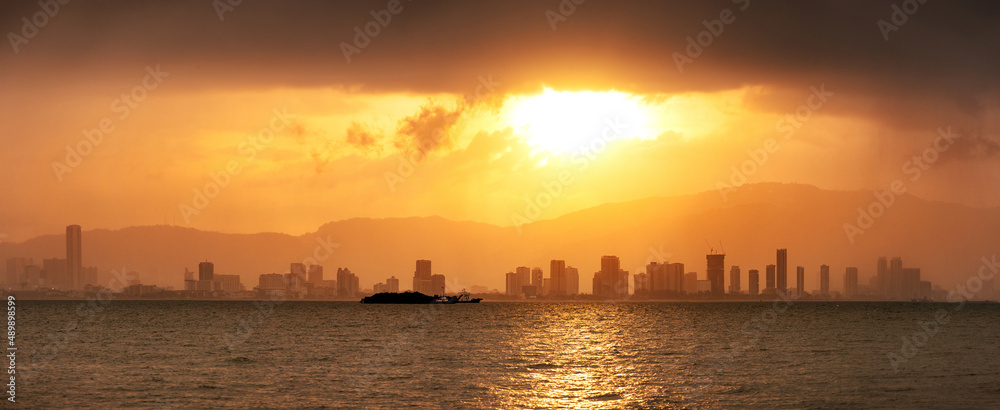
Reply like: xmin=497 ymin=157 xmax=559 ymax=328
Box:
xmin=3 ymin=0 xmax=1000 ymax=408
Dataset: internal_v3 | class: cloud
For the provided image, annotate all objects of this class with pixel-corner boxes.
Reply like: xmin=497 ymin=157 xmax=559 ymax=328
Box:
xmin=345 ymin=120 xmax=385 ymax=153
xmin=393 ymin=101 xmax=465 ymax=159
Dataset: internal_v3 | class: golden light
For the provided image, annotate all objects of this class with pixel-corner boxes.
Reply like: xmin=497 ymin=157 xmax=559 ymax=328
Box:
xmin=504 ymin=88 xmax=658 ymax=154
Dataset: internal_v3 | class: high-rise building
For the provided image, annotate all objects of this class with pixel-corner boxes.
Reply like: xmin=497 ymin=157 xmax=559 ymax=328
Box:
xmin=66 ymin=225 xmax=82 ymax=290
xmin=430 ymin=274 xmax=446 ymax=295
xmin=593 ymin=256 xmax=627 ymax=298
xmin=291 ymin=263 xmax=307 ymax=283
xmin=308 ymin=265 xmax=324 ymax=284
xmin=820 ymin=265 xmax=830 ymax=296
xmin=706 ymin=253 xmax=725 ymax=296
xmin=550 ymin=260 xmax=566 ymax=296
xmin=877 ymin=257 xmax=889 ymax=297
xmin=776 ymin=249 xmax=788 ymax=293
xmin=505 ymin=272 xmax=519 ymax=296
xmin=729 ymin=266 xmax=741 ymax=294
xmin=748 ymin=269 xmax=760 ymax=296
xmin=413 ymin=259 xmax=433 ymax=293
xmin=386 ymin=276 xmax=399 ymax=292
xmin=844 ymin=267 xmax=859 ymax=297
xmin=667 ymin=263 xmax=685 ymax=294
xmin=765 ymin=264 xmax=776 ymax=292
xmin=199 ymin=261 xmax=214 ymax=281
xmin=796 ymin=266 xmax=805 ymax=296
xmin=337 ymin=267 xmax=359 ymax=297
xmin=531 ymin=267 xmax=544 ymax=295
xmin=566 ymin=266 xmax=579 ymax=295
xmin=889 ymin=257 xmax=903 ymax=299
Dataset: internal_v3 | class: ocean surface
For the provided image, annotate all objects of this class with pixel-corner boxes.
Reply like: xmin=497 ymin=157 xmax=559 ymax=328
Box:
xmin=15 ymin=300 xmax=1000 ymax=408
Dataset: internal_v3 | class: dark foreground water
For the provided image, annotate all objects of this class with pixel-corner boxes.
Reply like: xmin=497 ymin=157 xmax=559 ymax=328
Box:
xmin=14 ymin=300 xmax=1000 ymax=408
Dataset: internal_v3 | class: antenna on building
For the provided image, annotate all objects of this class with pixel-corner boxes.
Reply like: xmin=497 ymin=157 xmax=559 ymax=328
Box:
xmin=704 ymin=239 xmax=714 ymax=254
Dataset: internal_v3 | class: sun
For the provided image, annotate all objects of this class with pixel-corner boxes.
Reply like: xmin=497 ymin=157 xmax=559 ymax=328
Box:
xmin=504 ymin=88 xmax=657 ymax=153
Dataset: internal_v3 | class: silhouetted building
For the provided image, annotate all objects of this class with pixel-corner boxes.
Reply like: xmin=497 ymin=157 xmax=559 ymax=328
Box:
xmin=308 ymin=265 xmax=324 ymax=284
xmin=413 ymin=259 xmax=433 ymax=294
xmin=765 ymin=264 xmax=776 ymax=293
xmin=430 ymin=274 xmax=446 ymax=295
xmin=386 ymin=276 xmax=399 ymax=292
xmin=66 ymin=225 xmax=82 ymax=290
xmin=706 ymin=253 xmax=725 ymax=296
xmin=901 ymin=268 xmax=920 ymax=299
xmin=258 ymin=273 xmax=285 ymax=293
xmin=748 ymin=269 xmax=760 ymax=296
xmin=844 ymin=267 xmax=859 ymax=297
xmin=796 ymin=266 xmax=805 ymax=296
xmin=593 ymin=256 xmax=627 ymax=298
xmin=566 ymin=266 xmax=579 ymax=295
xmin=214 ymin=274 xmax=243 ymax=293
xmin=729 ymin=266 xmax=741 ymax=294
xmin=776 ymin=249 xmax=788 ymax=293
xmin=877 ymin=257 xmax=889 ymax=297
xmin=291 ymin=263 xmax=307 ymax=284
xmin=820 ymin=265 xmax=830 ymax=296
xmin=199 ymin=261 xmax=214 ymax=281
xmin=529 ymin=266 xmax=542 ymax=290
xmin=889 ymin=257 xmax=904 ymax=299
xmin=337 ymin=267 xmax=359 ymax=297
xmin=667 ymin=263 xmax=685 ymax=294
xmin=550 ymin=260 xmax=566 ymax=296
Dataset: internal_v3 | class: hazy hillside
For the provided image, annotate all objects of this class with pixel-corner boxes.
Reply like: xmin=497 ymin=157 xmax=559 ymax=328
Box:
xmin=2 ymin=183 xmax=998 ymax=293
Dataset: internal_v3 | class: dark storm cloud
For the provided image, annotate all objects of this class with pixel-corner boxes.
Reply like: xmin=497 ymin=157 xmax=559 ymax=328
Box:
xmin=2 ymin=0 xmax=998 ymax=126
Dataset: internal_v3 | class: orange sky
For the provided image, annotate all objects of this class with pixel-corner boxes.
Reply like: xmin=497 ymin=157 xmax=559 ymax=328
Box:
xmin=1 ymin=0 xmax=999 ymax=241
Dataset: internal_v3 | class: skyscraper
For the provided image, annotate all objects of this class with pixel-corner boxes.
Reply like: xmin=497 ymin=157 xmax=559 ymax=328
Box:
xmin=889 ymin=257 xmax=903 ymax=299
xmin=566 ymin=266 xmax=579 ymax=295
xmin=729 ymin=266 xmax=741 ymax=294
xmin=308 ymin=265 xmax=324 ymax=284
xmin=386 ymin=276 xmax=399 ymax=292
xmin=199 ymin=261 xmax=214 ymax=281
xmin=66 ymin=225 xmax=82 ymax=290
xmin=550 ymin=260 xmax=566 ymax=296
xmin=820 ymin=264 xmax=830 ymax=296
xmin=706 ymin=253 xmax=725 ymax=296
xmin=877 ymin=257 xmax=888 ymax=297
xmin=529 ymin=266 xmax=542 ymax=291
xmin=776 ymin=249 xmax=788 ymax=293
xmin=766 ymin=264 xmax=776 ymax=292
xmin=796 ymin=266 xmax=805 ymax=296
xmin=413 ymin=259 xmax=432 ymax=294
xmin=844 ymin=267 xmax=859 ymax=297
xmin=748 ymin=269 xmax=760 ymax=296
xmin=594 ymin=255 xmax=625 ymax=298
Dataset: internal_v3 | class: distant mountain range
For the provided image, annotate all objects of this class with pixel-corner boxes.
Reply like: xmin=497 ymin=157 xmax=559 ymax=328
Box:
xmin=2 ymin=183 xmax=998 ymax=293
